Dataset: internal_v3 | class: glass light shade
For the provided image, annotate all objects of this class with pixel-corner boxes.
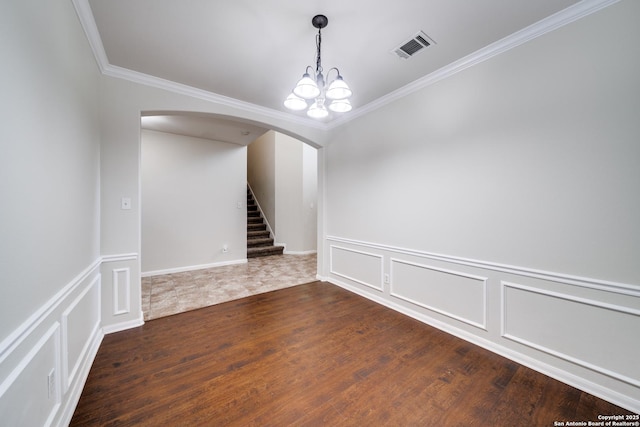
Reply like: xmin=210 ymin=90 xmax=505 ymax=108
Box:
xmin=307 ymin=99 xmax=329 ymax=119
xmin=284 ymin=93 xmax=307 ymax=111
xmin=293 ymin=73 xmax=320 ymax=99
xmin=326 ymin=76 xmax=352 ymax=100
xmin=328 ymin=98 xmax=352 ymax=113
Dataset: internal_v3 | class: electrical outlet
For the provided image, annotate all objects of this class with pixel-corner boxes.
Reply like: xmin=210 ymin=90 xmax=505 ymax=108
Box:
xmin=384 ymin=274 xmax=390 ymax=284
xmin=222 ymin=245 xmax=228 ymax=253
xmin=121 ymin=197 xmax=132 ymax=210
xmin=47 ymin=369 xmax=55 ymax=399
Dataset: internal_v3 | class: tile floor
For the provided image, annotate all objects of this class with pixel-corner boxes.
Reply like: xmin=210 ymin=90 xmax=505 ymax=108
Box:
xmin=141 ymin=253 xmax=317 ymax=321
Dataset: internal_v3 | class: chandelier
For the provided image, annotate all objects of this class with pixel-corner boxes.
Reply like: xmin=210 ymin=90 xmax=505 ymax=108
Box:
xmin=284 ymin=15 xmax=352 ymax=119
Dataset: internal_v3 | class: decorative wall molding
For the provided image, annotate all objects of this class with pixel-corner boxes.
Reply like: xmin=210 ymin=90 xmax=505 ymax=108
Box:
xmin=0 ymin=253 xmax=142 ymax=426
xmin=0 ymin=257 xmax=101 ymax=364
xmin=141 ymin=258 xmax=247 ymax=278
xmin=102 ymin=253 xmax=138 ymax=263
xmin=61 ymin=275 xmax=101 ymax=392
xmin=330 ymin=245 xmax=384 ymax=291
xmin=324 ymin=235 xmax=640 ymax=413
xmin=501 ymin=281 xmax=640 ymax=388
xmin=0 ymin=323 xmax=61 ymax=427
xmin=112 ymin=268 xmax=131 ymax=315
xmin=56 ymin=327 xmax=103 ymax=427
xmin=390 ymin=258 xmax=488 ymax=330
xmin=326 ymin=236 xmax=639 ymax=297
xmin=101 ymin=253 xmax=144 ymax=336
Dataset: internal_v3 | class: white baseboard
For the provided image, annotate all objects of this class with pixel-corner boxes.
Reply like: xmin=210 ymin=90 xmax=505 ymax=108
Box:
xmin=102 ymin=313 xmax=145 ymax=335
xmin=141 ymin=259 xmax=247 ymax=277
xmin=283 ymin=250 xmax=317 ymax=255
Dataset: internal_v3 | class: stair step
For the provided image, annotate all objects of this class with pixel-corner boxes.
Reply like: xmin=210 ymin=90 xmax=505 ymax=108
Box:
xmin=248 ymin=223 xmax=267 ymax=231
xmin=247 ymin=245 xmax=284 ymax=258
xmin=247 ymin=211 xmax=260 ymax=217
xmin=247 ymin=205 xmax=258 ymax=211
xmin=247 ymin=230 xmax=270 ymax=238
xmin=248 ymin=217 xmax=263 ymax=224
xmin=247 ymin=237 xmax=274 ymax=248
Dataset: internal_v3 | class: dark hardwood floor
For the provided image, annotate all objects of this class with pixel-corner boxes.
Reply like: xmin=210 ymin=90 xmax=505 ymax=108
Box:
xmin=71 ymin=281 xmax=633 ymax=426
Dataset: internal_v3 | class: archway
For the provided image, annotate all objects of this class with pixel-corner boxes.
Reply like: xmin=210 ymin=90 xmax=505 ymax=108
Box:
xmin=138 ymin=111 xmax=325 ymax=319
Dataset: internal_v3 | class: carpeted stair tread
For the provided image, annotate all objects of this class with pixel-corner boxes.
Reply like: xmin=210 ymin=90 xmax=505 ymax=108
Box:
xmin=247 ymin=245 xmax=284 ymax=258
xmin=248 ymin=237 xmax=274 ymax=248
xmin=247 ymin=230 xmax=270 ymax=238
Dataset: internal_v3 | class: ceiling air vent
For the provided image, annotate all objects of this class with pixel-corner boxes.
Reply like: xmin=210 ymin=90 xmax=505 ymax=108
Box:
xmin=392 ymin=31 xmax=435 ymax=59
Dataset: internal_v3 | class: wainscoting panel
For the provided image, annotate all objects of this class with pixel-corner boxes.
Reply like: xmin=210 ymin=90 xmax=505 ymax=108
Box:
xmin=330 ymin=245 xmax=383 ymax=291
xmin=391 ymin=258 xmax=487 ymax=329
xmin=0 ymin=259 xmax=103 ymax=427
xmin=112 ymin=268 xmax=131 ymax=315
xmin=101 ymin=254 xmax=144 ymax=334
xmin=323 ymin=236 xmax=640 ymax=413
xmin=0 ymin=324 xmax=60 ymax=427
xmin=502 ymin=282 xmax=640 ymax=388
xmin=62 ymin=275 xmax=101 ymax=392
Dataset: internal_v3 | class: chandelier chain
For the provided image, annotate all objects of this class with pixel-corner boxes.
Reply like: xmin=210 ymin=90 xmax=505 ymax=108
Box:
xmin=316 ymin=30 xmax=323 ymax=77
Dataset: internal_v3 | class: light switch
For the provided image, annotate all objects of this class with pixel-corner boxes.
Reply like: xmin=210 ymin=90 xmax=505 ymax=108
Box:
xmin=121 ymin=197 xmax=132 ymax=210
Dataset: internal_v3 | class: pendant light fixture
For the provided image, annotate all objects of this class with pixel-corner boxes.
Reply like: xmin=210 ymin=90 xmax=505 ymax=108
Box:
xmin=284 ymin=15 xmax=352 ymax=119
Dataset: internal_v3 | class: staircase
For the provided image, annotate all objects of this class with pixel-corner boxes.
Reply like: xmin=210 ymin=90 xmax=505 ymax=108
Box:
xmin=247 ymin=187 xmax=284 ymax=258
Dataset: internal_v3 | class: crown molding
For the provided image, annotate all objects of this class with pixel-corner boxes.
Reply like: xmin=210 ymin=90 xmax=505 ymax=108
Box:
xmin=327 ymin=0 xmax=621 ymax=130
xmin=72 ymin=0 xmax=619 ymax=133
xmin=71 ymin=0 xmax=108 ymax=73
xmin=71 ymin=0 xmax=326 ymax=130
xmin=101 ymin=64 xmax=326 ymax=130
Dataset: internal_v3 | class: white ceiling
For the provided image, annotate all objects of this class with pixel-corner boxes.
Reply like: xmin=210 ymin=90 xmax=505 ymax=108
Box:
xmin=81 ymin=0 xmax=585 ymax=142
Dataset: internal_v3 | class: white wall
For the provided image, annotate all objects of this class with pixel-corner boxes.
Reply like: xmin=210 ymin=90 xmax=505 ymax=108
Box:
xmin=322 ymin=0 xmax=640 ymax=412
xmin=275 ymin=133 xmax=317 ymax=253
xmin=141 ymin=130 xmax=247 ymax=273
xmin=302 ymin=143 xmax=318 ymax=251
xmin=0 ymin=0 xmax=103 ymax=425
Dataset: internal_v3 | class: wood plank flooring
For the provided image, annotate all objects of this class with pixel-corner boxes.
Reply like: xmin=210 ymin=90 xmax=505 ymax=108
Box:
xmin=71 ymin=281 xmax=634 ymax=426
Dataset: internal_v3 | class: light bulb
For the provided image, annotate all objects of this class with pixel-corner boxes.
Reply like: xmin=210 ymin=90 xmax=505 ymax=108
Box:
xmin=326 ymin=76 xmax=352 ymax=100
xmin=328 ymin=98 xmax=352 ymax=113
xmin=284 ymin=93 xmax=307 ymax=111
xmin=293 ymin=73 xmax=320 ymax=99
xmin=307 ymin=99 xmax=329 ymax=119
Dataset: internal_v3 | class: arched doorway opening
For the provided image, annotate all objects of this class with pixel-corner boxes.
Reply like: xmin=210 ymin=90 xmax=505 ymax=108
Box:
xmin=139 ymin=111 xmax=324 ymax=319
